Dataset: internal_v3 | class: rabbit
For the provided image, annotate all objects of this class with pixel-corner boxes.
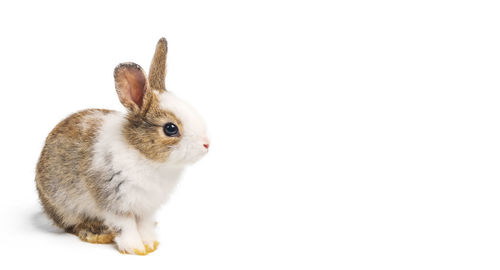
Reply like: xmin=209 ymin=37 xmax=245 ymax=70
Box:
xmin=35 ymin=38 xmax=209 ymax=255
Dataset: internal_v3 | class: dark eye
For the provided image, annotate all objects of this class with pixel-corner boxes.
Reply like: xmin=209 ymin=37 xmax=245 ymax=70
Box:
xmin=163 ymin=122 xmax=179 ymax=137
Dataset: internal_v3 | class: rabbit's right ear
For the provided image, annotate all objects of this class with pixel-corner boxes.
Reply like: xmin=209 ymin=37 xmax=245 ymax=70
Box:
xmin=114 ymin=62 xmax=150 ymax=113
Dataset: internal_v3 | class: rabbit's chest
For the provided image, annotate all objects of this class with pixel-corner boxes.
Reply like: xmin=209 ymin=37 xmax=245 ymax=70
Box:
xmin=113 ymin=167 xmax=182 ymax=215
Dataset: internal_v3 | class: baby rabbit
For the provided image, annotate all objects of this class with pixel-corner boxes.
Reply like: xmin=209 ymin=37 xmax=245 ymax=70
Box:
xmin=35 ymin=38 xmax=209 ymax=255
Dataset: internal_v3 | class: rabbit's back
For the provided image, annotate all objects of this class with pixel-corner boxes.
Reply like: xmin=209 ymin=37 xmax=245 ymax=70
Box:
xmin=35 ymin=109 xmax=113 ymax=229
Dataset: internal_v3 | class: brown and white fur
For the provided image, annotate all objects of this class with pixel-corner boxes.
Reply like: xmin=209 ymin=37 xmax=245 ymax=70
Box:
xmin=35 ymin=38 xmax=209 ymax=255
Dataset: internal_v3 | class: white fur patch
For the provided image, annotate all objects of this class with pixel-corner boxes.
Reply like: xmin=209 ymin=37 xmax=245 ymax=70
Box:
xmin=157 ymin=91 xmax=209 ymax=165
xmin=79 ymin=110 xmax=108 ymax=131
xmin=92 ymin=111 xmax=184 ymax=217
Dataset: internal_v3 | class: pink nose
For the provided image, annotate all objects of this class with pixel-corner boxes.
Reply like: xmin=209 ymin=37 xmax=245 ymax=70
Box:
xmin=203 ymin=144 xmax=209 ymax=149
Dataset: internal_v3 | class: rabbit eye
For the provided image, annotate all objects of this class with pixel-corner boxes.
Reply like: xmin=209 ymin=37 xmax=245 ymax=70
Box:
xmin=163 ymin=122 xmax=179 ymax=137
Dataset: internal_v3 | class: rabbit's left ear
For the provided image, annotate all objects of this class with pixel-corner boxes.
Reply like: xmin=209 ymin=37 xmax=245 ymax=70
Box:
xmin=148 ymin=37 xmax=168 ymax=91
xmin=114 ymin=62 xmax=150 ymax=113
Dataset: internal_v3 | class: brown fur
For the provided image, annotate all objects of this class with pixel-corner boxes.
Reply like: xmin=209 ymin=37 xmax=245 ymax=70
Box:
xmin=35 ymin=109 xmax=114 ymax=235
xmin=123 ymin=94 xmax=183 ymax=162
xmin=148 ymin=37 xmax=167 ymax=91
xmin=68 ymin=218 xmax=115 ymax=244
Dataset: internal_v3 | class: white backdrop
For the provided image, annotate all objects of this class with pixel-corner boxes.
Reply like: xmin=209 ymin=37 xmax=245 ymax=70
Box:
xmin=0 ymin=0 xmax=499 ymax=269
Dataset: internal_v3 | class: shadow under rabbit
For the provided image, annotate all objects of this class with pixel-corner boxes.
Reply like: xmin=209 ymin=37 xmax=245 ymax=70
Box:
xmin=31 ymin=211 xmax=65 ymax=234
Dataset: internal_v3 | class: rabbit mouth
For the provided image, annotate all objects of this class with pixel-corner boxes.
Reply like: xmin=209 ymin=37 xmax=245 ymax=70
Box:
xmin=166 ymin=142 xmax=208 ymax=165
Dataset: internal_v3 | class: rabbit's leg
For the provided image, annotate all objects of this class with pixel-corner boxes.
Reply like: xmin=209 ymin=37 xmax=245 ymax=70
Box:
xmin=104 ymin=212 xmax=147 ymax=255
xmin=137 ymin=214 xmax=159 ymax=253
xmin=70 ymin=218 xmax=115 ymax=244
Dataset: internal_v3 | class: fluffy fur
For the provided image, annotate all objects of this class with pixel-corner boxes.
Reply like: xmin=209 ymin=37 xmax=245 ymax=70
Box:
xmin=35 ymin=38 xmax=209 ymax=255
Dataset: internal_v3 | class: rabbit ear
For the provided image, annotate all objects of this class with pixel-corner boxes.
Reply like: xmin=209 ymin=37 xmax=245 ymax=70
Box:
xmin=114 ymin=62 xmax=149 ymax=113
xmin=148 ymin=37 xmax=168 ymax=91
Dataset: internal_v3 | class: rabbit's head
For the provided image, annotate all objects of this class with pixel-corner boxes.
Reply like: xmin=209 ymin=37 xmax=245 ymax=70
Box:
xmin=114 ymin=38 xmax=209 ymax=166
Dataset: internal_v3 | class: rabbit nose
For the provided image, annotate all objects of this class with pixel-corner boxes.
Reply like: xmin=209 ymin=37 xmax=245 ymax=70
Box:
xmin=203 ymin=144 xmax=209 ymax=149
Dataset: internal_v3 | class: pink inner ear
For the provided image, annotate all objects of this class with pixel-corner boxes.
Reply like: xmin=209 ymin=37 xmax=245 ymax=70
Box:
xmin=125 ymin=69 xmax=146 ymax=108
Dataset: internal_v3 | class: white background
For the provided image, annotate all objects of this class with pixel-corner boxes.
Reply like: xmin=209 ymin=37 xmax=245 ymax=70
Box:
xmin=0 ymin=0 xmax=499 ymax=269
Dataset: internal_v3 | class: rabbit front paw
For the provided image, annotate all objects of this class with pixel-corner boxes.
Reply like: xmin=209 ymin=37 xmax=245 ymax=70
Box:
xmin=115 ymin=233 xmax=148 ymax=255
xmin=138 ymin=218 xmax=159 ymax=253
xmin=144 ymin=241 xmax=159 ymax=253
